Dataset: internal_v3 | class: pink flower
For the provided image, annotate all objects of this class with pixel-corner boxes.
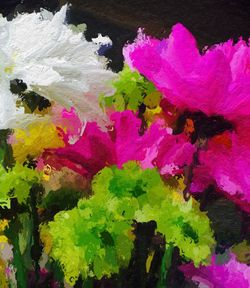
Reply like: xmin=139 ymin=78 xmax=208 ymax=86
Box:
xmin=124 ymin=24 xmax=250 ymax=119
xmin=192 ymin=129 xmax=250 ymax=211
xmin=154 ymin=133 xmax=195 ymax=176
xmin=42 ymin=110 xmax=167 ymax=177
xmin=180 ymin=253 xmax=250 ymax=288
xmin=124 ymin=24 xmax=250 ymax=209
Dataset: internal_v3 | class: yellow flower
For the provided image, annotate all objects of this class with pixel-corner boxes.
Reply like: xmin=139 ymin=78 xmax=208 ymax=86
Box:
xmin=12 ymin=122 xmax=65 ymax=163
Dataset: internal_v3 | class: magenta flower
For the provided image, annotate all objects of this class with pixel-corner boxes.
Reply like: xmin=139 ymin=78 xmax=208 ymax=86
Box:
xmin=124 ymin=24 xmax=250 ymax=119
xmin=42 ymin=110 xmax=167 ymax=177
xmin=124 ymin=24 xmax=250 ymax=210
xmin=154 ymin=133 xmax=195 ymax=176
xmin=180 ymin=253 xmax=250 ymax=288
xmin=191 ymin=129 xmax=250 ymax=209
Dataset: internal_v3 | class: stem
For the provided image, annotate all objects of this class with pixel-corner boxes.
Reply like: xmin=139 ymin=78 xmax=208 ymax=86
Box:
xmin=146 ymin=233 xmax=165 ymax=287
xmin=157 ymin=244 xmax=173 ymax=288
xmin=30 ymin=184 xmax=43 ymax=285
xmin=126 ymin=221 xmax=156 ymax=288
xmin=6 ymin=218 xmax=27 ymax=288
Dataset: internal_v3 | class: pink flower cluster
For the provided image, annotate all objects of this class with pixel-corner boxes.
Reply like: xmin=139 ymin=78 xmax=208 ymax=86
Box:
xmin=123 ymin=24 xmax=250 ymax=211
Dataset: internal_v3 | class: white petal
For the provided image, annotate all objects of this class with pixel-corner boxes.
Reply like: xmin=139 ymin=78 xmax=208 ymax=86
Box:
xmin=0 ymin=5 xmax=117 ymax=127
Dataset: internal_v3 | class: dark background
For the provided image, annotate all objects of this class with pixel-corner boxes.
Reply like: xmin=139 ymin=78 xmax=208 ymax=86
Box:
xmin=0 ymin=0 xmax=249 ymax=71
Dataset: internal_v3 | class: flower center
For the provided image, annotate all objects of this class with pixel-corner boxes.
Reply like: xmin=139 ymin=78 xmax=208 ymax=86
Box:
xmin=174 ymin=111 xmax=233 ymax=144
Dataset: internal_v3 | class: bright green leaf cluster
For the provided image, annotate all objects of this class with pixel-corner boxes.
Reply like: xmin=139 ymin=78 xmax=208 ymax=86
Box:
xmin=42 ymin=195 xmax=136 ymax=285
xmin=100 ymin=65 xmax=157 ymax=111
xmin=0 ymin=163 xmax=41 ymax=208
xmin=93 ymin=162 xmax=215 ymax=266
xmin=43 ymin=162 xmax=215 ymax=285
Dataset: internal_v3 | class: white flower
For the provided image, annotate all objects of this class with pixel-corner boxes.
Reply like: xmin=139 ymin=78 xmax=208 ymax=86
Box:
xmin=0 ymin=5 xmax=116 ymax=129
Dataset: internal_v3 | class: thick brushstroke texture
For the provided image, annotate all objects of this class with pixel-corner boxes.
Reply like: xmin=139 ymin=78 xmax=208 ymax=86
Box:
xmin=30 ymin=184 xmax=43 ymax=285
xmin=0 ymin=2 xmax=249 ymax=287
xmin=124 ymin=24 xmax=250 ymax=119
xmin=154 ymin=133 xmax=195 ymax=176
xmin=101 ymin=65 xmax=158 ymax=112
xmin=0 ymin=5 xmax=116 ymax=129
xmin=0 ymin=163 xmax=40 ymax=208
xmin=124 ymin=24 xmax=250 ymax=209
xmin=180 ymin=253 xmax=250 ymax=288
xmin=5 ymin=214 xmax=28 ymax=288
xmin=9 ymin=122 xmax=65 ymax=163
xmin=42 ymin=110 xmax=167 ymax=177
xmin=41 ymin=162 xmax=214 ymax=285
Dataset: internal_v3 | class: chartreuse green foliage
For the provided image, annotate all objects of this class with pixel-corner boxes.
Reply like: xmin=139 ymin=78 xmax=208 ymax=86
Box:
xmin=41 ymin=195 xmax=137 ymax=285
xmin=100 ymin=65 xmax=160 ymax=111
xmin=93 ymin=162 xmax=215 ymax=265
xmin=0 ymin=163 xmax=41 ymax=208
xmin=42 ymin=162 xmax=215 ymax=286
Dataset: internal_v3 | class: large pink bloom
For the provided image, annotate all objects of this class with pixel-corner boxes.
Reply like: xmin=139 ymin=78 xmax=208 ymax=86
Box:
xmin=124 ymin=24 xmax=250 ymax=119
xmin=180 ymin=253 xmax=250 ymax=288
xmin=42 ymin=110 xmax=168 ymax=177
xmin=124 ymin=24 xmax=250 ymax=209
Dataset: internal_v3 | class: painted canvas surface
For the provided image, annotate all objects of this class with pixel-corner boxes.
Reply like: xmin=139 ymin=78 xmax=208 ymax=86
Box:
xmin=0 ymin=1 xmax=249 ymax=287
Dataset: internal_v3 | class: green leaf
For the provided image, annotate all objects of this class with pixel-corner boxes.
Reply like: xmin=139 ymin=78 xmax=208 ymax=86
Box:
xmin=100 ymin=65 xmax=159 ymax=111
xmin=0 ymin=163 xmax=41 ymax=208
